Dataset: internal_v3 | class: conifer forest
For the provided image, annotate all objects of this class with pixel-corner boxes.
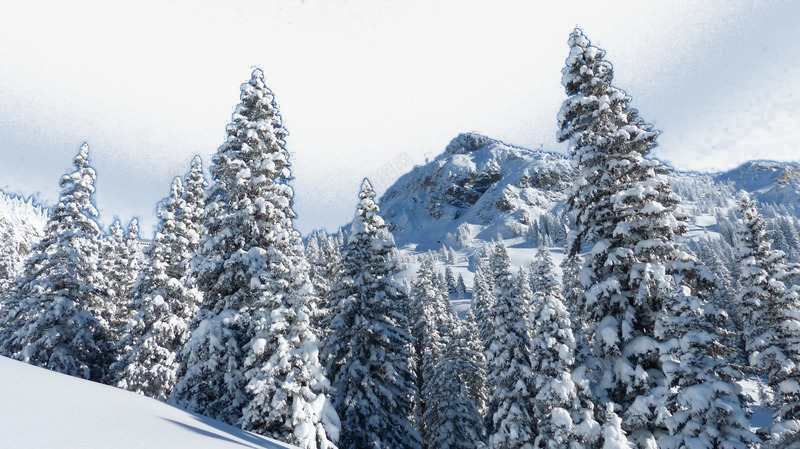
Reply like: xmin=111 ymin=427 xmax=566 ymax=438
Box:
xmin=1 ymin=28 xmax=800 ymax=449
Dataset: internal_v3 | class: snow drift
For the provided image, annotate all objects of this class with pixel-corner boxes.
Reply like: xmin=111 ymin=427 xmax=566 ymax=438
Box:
xmin=0 ymin=355 xmax=295 ymax=449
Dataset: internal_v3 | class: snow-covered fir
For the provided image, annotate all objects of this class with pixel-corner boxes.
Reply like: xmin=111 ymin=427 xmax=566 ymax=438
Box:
xmin=321 ymin=180 xmax=422 ymax=449
xmin=172 ymin=69 xmax=337 ymax=449
xmin=0 ymin=144 xmax=112 ymax=381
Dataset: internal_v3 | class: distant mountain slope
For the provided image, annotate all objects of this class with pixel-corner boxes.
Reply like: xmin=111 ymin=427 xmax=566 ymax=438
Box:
xmin=379 ymin=133 xmax=574 ymax=250
xmin=0 ymin=190 xmax=47 ymax=282
xmin=378 ymin=133 xmax=799 ymax=251
xmin=716 ymin=160 xmax=800 ymax=210
xmin=0 ymin=356 xmax=294 ymax=449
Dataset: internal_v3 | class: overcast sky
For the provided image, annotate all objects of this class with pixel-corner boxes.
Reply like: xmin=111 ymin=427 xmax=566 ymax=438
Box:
xmin=1 ymin=0 xmax=799 ymax=237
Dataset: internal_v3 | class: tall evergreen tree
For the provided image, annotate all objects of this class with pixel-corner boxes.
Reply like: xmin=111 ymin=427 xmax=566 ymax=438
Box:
xmin=557 ymin=28 xmax=753 ymax=449
xmin=529 ymin=248 xmax=599 ymax=449
xmin=734 ymin=191 xmax=798 ymax=360
xmin=97 ymin=220 xmax=134 ymax=337
xmin=0 ymin=144 xmax=110 ymax=381
xmin=322 ymin=179 xmax=422 ymax=449
xmin=471 ymin=251 xmax=495 ymax=353
xmin=174 ymin=70 xmax=337 ymax=449
xmin=735 ymin=193 xmax=800 ymax=449
xmin=306 ymin=230 xmax=342 ymax=335
xmin=425 ymin=319 xmax=486 ymax=449
xmin=180 ymin=155 xmax=207 ymax=268
xmin=485 ymin=242 xmax=536 ymax=448
xmin=558 ymin=28 xmax=671 ymax=447
xmin=171 ymin=70 xmax=275 ymax=424
xmin=114 ymin=178 xmax=203 ymax=401
xmin=456 ymin=273 xmax=467 ymax=298
xmin=410 ymin=256 xmax=454 ymax=444
xmin=445 ymin=266 xmax=457 ymax=295
xmin=462 ymin=308 xmax=489 ymax=416
xmin=125 ymin=219 xmax=143 ymax=284
xmin=560 ymin=252 xmax=584 ymax=320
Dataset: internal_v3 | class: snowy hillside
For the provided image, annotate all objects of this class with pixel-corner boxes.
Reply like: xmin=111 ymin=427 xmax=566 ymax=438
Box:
xmin=0 ymin=356 xmax=294 ymax=449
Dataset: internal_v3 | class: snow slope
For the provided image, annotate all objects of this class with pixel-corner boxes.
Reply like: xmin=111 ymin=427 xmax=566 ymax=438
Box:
xmin=0 ymin=356 xmax=294 ymax=449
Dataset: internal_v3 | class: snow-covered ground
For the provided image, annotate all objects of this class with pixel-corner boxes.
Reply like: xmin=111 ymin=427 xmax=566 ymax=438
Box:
xmin=0 ymin=356 xmax=294 ymax=449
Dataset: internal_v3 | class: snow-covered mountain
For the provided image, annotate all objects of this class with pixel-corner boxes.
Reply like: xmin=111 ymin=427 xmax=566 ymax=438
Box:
xmin=380 ymin=133 xmax=574 ymax=251
xmin=378 ymin=133 xmax=799 ymax=252
xmin=0 ymin=190 xmax=47 ymax=283
xmin=0 ymin=355 xmax=294 ymax=449
xmin=0 ymin=190 xmax=47 ymax=250
xmin=716 ymin=160 xmax=800 ymax=210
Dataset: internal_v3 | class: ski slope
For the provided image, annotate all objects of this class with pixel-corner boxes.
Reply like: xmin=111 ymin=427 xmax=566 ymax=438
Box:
xmin=0 ymin=356 xmax=294 ymax=449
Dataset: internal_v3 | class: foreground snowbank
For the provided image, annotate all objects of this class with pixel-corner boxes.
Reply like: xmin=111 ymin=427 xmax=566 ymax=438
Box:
xmin=0 ymin=356 xmax=293 ymax=449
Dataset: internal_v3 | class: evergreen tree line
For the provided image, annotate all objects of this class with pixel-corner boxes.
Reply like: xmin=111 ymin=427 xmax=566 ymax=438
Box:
xmin=0 ymin=28 xmax=799 ymax=449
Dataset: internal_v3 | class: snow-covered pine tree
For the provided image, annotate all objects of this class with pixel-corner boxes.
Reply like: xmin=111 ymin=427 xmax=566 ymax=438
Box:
xmin=322 ymin=179 xmax=422 ymax=449
xmin=410 ymin=256 xmax=455 ymax=443
xmin=470 ymin=251 xmax=495 ymax=352
xmin=735 ymin=193 xmax=800 ymax=449
xmin=306 ymin=230 xmax=342 ymax=335
xmin=456 ymin=273 xmax=467 ymax=299
xmin=484 ymin=242 xmax=536 ymax=448
xmin=529 ymin=247 xmax=599 ymax=449
xmin=445 ymin=266 xmax=457 ymax=295
xmin=97 ymin=220 xmax=135 ymax=339
xmin=171 ymin=72 xmax=264 ymax=424
xmin=125 ymin=219 xmax=143 ymax=283
xmin=1 ymin=144 xmax=111 ymax=381
xmin=113 ymin=177 xmax=203 ymax=401
xmin=734 ymin=191 xmax=800 ymax=362
xmin=180 ymin=156 xmax=207 ymax=271
xmin=557 ymin=28 xmax=732 ymax=448
xmin=656 ymin=281 xmax=759 ymax=449
xmin=425 ymin=318 xmax=486 ymax=449
xmin=529 ymin=247 xmax=558 ymax=300
xmin=560 ymin=252 xmax=583 ymax=311
xmin=462 ymin=308 xmax=489 ymax=417
xmin=155 ymin=178 xmax=190 ymax=280
xmin=174 ymin=71 xmax=338 ymax=449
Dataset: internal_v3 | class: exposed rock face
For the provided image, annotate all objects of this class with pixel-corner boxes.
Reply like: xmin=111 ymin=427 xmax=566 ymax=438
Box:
xmin=379 ymin=133 xmax=575 ymax=249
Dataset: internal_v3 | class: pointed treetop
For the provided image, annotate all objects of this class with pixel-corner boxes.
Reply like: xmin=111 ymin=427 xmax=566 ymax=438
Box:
xmin=109 ymin=220 xmax=123 ymax=237
xmin=561 ymin=27 xmax=612 ymax=97
xmin=76 ymin=142 xmax=90 ymax=166
xmin=170 ymin=177 xmax=184 ymax=198
xmin=241 ymin=68 xmax=267 ymax=98
xmin=191 ymin=155 xmax=203 ymax=170
xmin=568 ymin=27 xmax=588 ymax=46
xmin=127 ymin=218 xmax=139 ymax=236
xmin=736 ymin=190 xmax=752 ymax=205
xmin=360 ymin=178 xmax=374 ymax=197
